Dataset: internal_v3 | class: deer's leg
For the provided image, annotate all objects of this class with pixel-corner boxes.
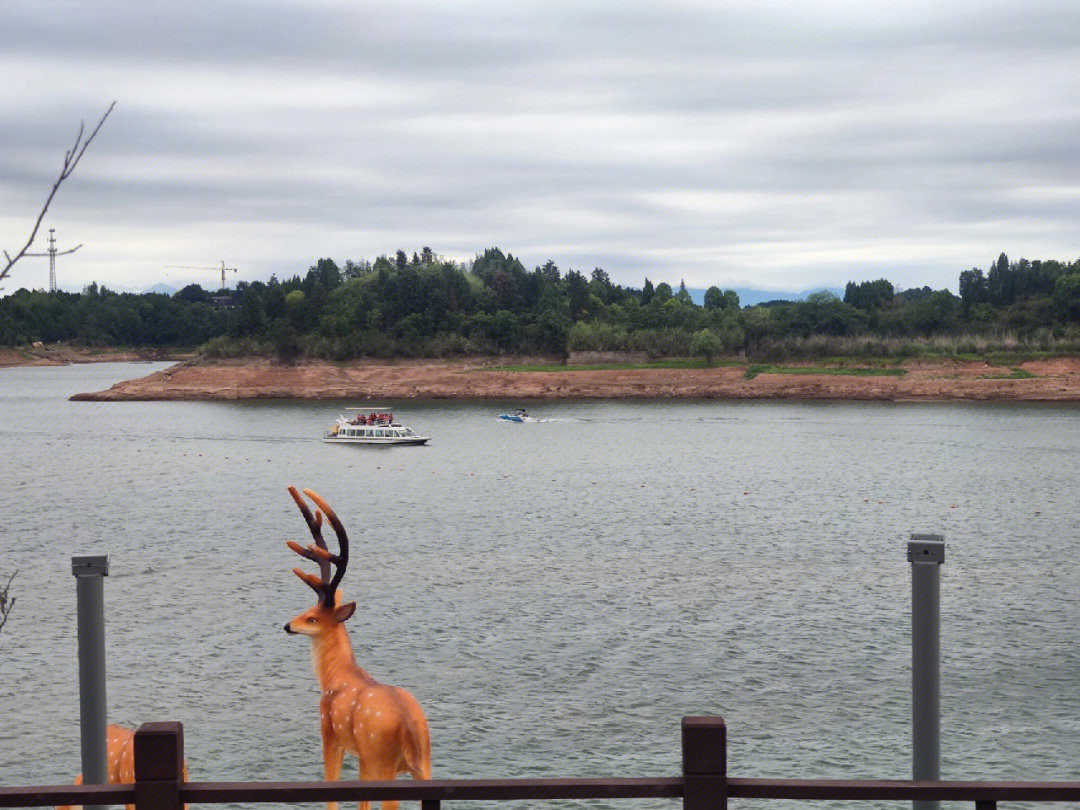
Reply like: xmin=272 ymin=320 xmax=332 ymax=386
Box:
xmin=120 ymin=747 xmax=136 ymax=810
xmin=55 ymin=774 xmax=83 ymax=810
xmin=322 ymin=737 xmax=346 ymax=810
xmin=359 ymin=760 xmax=399 ymax=810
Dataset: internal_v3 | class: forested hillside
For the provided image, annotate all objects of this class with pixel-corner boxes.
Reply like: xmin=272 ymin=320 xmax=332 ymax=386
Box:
xmin=3 ymin=248 xmax=1079 ymax=361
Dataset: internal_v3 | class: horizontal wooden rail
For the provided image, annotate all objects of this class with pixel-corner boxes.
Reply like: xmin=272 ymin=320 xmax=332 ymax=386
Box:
xmin=180 ymin=777 xmax=683 ymax=803
xmin=0 ymin=784 xmax=134 ymax=808
xmin=9 ymin=776 xmax=1080 ymax=807
xmin=5 ymin=718 xmax=1080 ymax=809
xmin=727 ymin=778 xmax=1080 ymax=802
xmin=179 ymin=778 xmax=1080 ymax=804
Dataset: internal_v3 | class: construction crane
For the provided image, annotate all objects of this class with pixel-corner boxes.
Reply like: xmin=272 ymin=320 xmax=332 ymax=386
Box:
xmin=165 ymin=260 xmax=237 ymax=291
xmin=25 ymin=227 xmax=82 ymax=292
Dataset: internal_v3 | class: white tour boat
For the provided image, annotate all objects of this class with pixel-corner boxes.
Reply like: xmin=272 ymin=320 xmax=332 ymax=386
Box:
xmin=324 ymin=407 xmax=430 ymax=445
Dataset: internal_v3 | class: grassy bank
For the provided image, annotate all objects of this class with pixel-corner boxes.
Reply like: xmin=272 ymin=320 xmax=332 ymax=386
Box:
xmin=744 ymin=364 xmax=907 ymax=380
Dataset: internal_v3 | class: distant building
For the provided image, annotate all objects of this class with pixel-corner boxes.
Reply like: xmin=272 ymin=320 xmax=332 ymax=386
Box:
xmin=211 ymin=294 xmax=237 ymax=309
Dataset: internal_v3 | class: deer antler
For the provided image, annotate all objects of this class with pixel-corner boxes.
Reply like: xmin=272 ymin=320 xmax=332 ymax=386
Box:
xmin=286 ymin=486 xmax=350 ymax=608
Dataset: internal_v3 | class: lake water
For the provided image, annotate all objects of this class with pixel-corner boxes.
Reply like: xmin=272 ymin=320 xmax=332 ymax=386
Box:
xmin=1 ymin=362 xmax=1079 ymax=810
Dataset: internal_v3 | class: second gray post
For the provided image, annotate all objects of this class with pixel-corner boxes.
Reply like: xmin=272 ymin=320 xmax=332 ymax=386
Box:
xmin=73 ymin=554 xmax=110 ymax=810
xmin=908 ymin=534 xmax=944 ymax=810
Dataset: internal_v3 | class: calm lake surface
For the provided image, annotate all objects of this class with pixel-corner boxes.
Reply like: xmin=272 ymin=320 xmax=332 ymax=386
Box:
xmin=2 ymin=362 xmax=1079 ymax=809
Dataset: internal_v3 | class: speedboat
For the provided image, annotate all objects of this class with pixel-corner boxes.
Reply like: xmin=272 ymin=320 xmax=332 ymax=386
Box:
xmin=499 ymin=408 xmax=536 ymax=423
xmin=324 ymin=407 xmax=429 ymax=445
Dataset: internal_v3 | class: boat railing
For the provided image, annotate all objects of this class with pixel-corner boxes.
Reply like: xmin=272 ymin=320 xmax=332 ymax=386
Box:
xmin=4 ymin=717 xmax=1079 ymax=810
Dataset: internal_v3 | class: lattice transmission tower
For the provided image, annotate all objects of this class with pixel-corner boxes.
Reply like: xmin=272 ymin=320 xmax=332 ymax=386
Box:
xmin=25 ymin=227 xmax=82 ymax=292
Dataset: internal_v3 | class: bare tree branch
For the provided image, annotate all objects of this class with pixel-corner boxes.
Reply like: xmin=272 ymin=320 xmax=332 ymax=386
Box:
xmin=0 ymin=569 xmax=16 ymax=635
xmin=1 ymin=101 xmax=115 ymax=285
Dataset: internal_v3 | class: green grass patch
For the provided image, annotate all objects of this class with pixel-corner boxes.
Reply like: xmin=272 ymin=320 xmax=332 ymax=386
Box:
xmin=788 ymin=355 xmax=907 ymax=368
xmin=945 ymin=351 xmax=1056 ymax=365
xmin=500 ymin=358 xmax=744 ymax=372
xmin=979 ymin=367 xmax=1036 ymax=380
xmin=745 ymin=364 xmax=907 ymax=380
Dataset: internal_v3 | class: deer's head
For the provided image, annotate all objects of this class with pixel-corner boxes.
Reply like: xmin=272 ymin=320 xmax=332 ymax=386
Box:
xmin=282 ymin=486 xmax=357 ymax=637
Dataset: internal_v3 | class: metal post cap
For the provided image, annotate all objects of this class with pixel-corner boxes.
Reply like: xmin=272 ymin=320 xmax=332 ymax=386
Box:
xmin=71 ymin=555 xmax=110 ymax=576
xmin=907 ymin=534 xmax=944 ymax=564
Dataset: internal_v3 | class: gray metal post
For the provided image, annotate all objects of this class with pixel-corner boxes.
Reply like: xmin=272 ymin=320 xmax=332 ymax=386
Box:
xmin=72 ymin=554 xmax=109 ymax=810
xmin=908 ymin=535 xmax=944 ymax=810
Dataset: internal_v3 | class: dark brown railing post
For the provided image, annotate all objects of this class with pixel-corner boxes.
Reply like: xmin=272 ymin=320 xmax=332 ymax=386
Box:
xmin=975 ymin=802 xmax=996 ymax=810
xmin=682 ymin=716 xmax=727 ymax=810
xmin=134 ymin=722 xmax=184 ymax=810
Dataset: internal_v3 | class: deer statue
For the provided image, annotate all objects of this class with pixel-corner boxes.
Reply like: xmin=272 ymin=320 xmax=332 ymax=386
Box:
xmin=56 ymin=724 xmax=189 ymax=810
xmin=283 ymin=486 xmax=431 ymax=810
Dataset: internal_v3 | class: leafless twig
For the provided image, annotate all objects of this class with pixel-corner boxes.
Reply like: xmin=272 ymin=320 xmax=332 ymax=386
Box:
xmin=1 ymin=101 xmax=115 ymax=284
xmin=0 ymin=569 xmax=16 ymax=634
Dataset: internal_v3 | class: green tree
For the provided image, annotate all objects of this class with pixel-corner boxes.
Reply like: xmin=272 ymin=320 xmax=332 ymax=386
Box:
xmin=901 ymin=290 xmax=958 ymax=335
xmin=676 ymin=279 xmax=692 ymax=304
xmin=265 ymin=282 xmax=287 ymax=321
xmin=589 ymin=267 xmax=614 ymax=304
xmin=536 ymin=309 xmax=570 ymax=357
xmin=285 ymin=289 xmax=307 ymax=329
xmin=1053 ymin=273 xmax=1080 ymax=321
xmin=703 ymin=286 xmax=724 ymax=310
xmin=958 ymin=267 xmax=988 ymax=313
xmin=175 ymin=284 xmax=211 ymax=305
xmin=690 ymin=328 xmax=723 ymax=364
xmin=565 ymin=270 xmax=590 ymax=321
xmin=539 ymin=259 xmax=560 ymax=282
xmin=233 ymin=288 xmax=265 ymax=337
xmin=488 ymin=309 xmax=521 ymax=351
xmin=269 ymin=317 xmax=301 ymax=360
xmin=986 ymin=252 xmax=1015 ymax=306
xmin=843 ymin=279 xmax=894 ymax=311
xmin=641 ymin=278 xmax=654 ymax=305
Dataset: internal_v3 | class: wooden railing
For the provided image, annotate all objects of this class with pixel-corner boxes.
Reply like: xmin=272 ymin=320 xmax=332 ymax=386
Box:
xmin=3 ymin=717 xmax=1080 ymax=809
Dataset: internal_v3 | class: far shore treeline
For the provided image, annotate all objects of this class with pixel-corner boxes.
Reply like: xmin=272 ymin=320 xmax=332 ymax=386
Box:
xmin=3 ymin=248 xmax=1080 ymax=362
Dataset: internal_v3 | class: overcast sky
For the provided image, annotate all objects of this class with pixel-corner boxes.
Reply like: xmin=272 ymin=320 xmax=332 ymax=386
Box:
xmin=2 ymin=1 xmax=1078 ymax=295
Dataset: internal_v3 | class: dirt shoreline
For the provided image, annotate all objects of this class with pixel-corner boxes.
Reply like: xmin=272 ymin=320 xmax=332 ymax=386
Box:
xmin=0 ymin=345 xmax=193 ymax=367
xmin=60 ymin=355 xmax=1080 ymax=402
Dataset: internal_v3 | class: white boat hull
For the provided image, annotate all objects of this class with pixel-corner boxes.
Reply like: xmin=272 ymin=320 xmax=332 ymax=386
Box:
xmin=323 ymin=434 xmax=429 ymax=445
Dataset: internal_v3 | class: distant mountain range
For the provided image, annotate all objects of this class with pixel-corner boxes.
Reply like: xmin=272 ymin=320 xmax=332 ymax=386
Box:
xmin=56 ymin=281 xmax=180 ymax=295
xmin=141 ymin=282 xmax=180 ymax=295
xmin=686 ymin=286 xmax=845 ymax=307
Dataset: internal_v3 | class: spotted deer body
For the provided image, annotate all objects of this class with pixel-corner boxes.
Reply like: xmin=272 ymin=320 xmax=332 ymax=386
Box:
xmin=283 ymin=487 xmax=430 ymax=810
xmin=57 ymin=725 xmax=188 ymax=810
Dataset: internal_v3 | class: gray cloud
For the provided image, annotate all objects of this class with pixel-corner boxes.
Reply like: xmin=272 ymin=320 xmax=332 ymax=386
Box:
xmin=2 ymin=0 xmax=1078 ymax=294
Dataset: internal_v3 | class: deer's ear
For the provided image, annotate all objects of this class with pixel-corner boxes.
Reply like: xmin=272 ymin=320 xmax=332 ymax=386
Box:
xmin=335 ymin=602 xmax=356 ymax=622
